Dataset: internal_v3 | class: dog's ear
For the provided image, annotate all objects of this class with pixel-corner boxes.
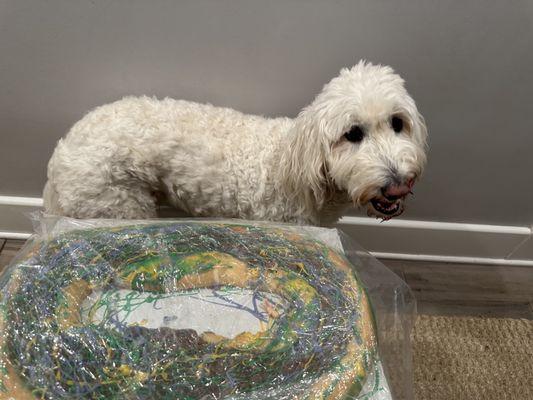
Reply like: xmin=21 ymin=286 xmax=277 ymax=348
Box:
xmin=413 ymin=111 xmax=429 ymax=170
xmin=414 ymin=112 xmax=428 ymax=148
xmin=280 ymin=111 xmax=329 ymax=210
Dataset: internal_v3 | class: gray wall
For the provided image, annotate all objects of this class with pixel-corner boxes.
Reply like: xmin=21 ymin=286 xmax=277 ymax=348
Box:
xmin=1 ymin=0 xmax=532 ymax=225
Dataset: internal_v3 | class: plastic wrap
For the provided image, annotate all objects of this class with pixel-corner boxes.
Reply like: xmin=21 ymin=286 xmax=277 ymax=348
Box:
xmin=0 ymin=218 xmax=415 ymax=399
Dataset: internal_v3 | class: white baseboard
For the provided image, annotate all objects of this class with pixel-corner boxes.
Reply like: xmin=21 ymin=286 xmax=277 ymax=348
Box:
xmin=0 ymin=196 xmax=43 ymax=238
xmin=370 ymin=252 xmax=533 ymax=267
xmin=1 ymin=196 xmax=532 ymax=265
xmin=336 ymin=216 xmax=533 ymax=265
xmin=0 ymin=196 xmax=44 ymax=207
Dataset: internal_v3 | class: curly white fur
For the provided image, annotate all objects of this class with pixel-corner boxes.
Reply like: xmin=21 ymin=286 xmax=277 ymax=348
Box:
xmin=44 ymin=61 xmax=427 ymax=226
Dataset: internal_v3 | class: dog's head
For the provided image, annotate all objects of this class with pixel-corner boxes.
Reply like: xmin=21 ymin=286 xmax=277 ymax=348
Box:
xmin=283 ymin=61 xmax=428 ymax=220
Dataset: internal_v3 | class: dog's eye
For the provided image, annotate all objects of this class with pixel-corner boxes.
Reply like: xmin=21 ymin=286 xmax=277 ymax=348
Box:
xmin=344 ymin=126 xmax=365 ymax=143
xmin=391 ymin=116 xmax=404 ymax=133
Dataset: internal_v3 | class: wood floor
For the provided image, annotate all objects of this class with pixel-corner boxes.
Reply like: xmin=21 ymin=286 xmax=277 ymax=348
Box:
xmin=0 ymin=238 xmax=532 ymax=318
xmin=0 ymin=239 xmax=25 ymax=273
xmin=382 ymin=258 xmax=533 ymax=319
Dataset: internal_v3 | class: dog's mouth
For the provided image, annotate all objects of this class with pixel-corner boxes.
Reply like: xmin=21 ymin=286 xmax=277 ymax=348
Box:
xmin=369 ymin=197 xmax=404 ymax=219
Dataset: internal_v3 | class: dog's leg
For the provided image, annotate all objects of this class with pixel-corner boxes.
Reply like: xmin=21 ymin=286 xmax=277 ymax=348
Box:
xmin=43 ymin=181 xmax=65 ymax=215
xmin=85 ymin=186 xmax=158 ymax=219
xmin=44 ymin=181 xmax=157 ymax=219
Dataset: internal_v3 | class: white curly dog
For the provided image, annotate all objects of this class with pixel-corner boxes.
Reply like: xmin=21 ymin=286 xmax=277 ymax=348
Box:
xmin=44 ymin=61 xmax=427 ymax=226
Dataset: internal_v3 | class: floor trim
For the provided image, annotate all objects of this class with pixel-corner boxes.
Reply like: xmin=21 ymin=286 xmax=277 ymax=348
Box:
xmin=372 ymin=251 xmax=533 ymax=267
xmin=336 ymin=216 xmax=532 ymax=263
xmin=0 ymin=231 xmax=32 ymax=240
xmin=0 ymin=196 xmax=43 ymax=207
xmin=1 ymin=196 xmax=532 ymax=264
xmin=338 ymin=216 xmax=531 ymax=235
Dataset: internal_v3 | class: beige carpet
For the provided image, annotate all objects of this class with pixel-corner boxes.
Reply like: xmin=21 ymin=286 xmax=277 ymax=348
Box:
xmin=413 ymin=314 xmax=533 ymax=400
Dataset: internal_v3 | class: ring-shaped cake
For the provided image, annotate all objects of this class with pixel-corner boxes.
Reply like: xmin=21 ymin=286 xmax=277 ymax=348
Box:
xmin=0 ymin=222 xmax=376 ymax=399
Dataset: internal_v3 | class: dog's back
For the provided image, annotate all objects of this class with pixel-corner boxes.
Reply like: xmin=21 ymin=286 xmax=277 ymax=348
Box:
xmin=44 ymin=96 xmax=293 ymax=219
